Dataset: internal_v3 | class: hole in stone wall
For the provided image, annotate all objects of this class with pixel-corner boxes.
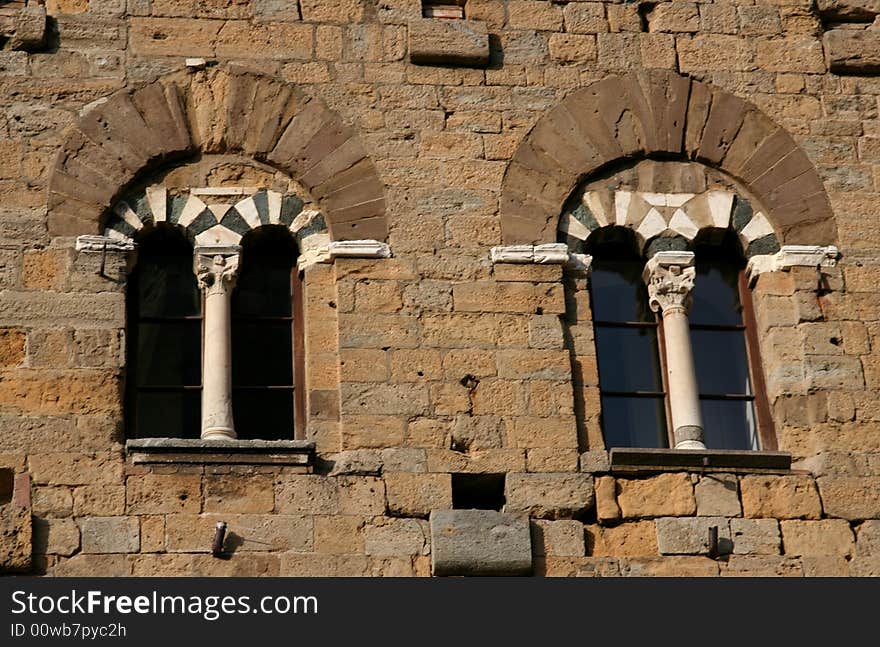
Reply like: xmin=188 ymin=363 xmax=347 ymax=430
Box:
xmin=0 ymin=468 xmax=14 ymax=505
xmin=423 ymin=0 xmax=465 ymax=19
xmin=452 ymin=473 xmax=505 ymax=511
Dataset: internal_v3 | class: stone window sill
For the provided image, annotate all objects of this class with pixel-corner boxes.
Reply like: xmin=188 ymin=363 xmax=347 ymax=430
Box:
xmin=609 ymin=448 xmax=791 ymax=475
xmin=125 ymin=438 xmax=315 ymax=466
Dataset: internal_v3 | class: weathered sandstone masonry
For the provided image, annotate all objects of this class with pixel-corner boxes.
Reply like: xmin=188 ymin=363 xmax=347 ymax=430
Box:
xmin=0 ymin=0 xmax=880 ymax=577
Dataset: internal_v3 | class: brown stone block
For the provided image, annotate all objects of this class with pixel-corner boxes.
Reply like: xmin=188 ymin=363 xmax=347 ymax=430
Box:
xmin=314 ymin=515 xmax=366 ymax=555
xmin=385 ymin=472 xmax=452 ymax=517
xmin=721 ymin=555 xmax=803 ymax=577
xmin=677 ymin=34 xmax=756 ymax=73
xmin=341 ymin=415 xmax=406 ymax=449
xmin=0 ymin=329 xmax=26 ymax=368
xmin=496 ymin=349 xmax=570 ymax=381
xmin=506 ymin=472 xmax=594 ymax=519
xmin=737 ymin=128 xmax=798 ymax=185
xmin=22 ymin=249 xmax=68 ymax=291
xmin=425 ymin=448 xmax=526 ymax=473
xmin=166 ymin=513 xmax=312 ymax=553
xmin=453 ymin=282 xmax=565 ymax=315
xmin=508 ymin=416 xmax=578 ymax=450
xmin=54 ymin=554 xmax=131 ymax=577
xmin=131 ymin=81 xmax=192 ymax=155
xmin=72 ymin=484 xmax=125 ymax=516
xmin=0 ymin=369 xmax=121 ymax=416
xmin=697 ymin=90 xmax=748 ymax=166
xmin=740 ymin=474 xmax=822 ymax=520
xmin=126 ymin=473 xmax=201 ymax=515
xmin=780 ymin=519 xmax=855 ymax=557
xmin=215 ymin=21 xmax=313 ymax=60
xmin=637 ymin=69 xmax=691 ymax=153
xmin=757 ymin=36 xmax=826 ymax=73
xmin=616 ymin=473 xmax=696 ymax=519
xmin=276 ymin=475 xmax=338 ymax=515
xmin=24 ymin=453 xmax=121 ymax=490
xmin=722 ymin=109 xmax=779 ymax=176
xmin=140 ymin=515 xmax=165 ymax=553
xmin=471 ymin=379 xmax=526 ymax=416
xmin=558 ymin=85 xmax=626 ymax=160
xmin=824 ymin=29 xmax=880 ymax=74
xmin=408 ymin=18 xmax=489 ymax=67
xmin=337 ymin=313 xmax=419 ymax=349
xmin=422 ymin=314 xmax=530 ymax=349
xmin=618 ymin=556 xmax=720 ymax=576
xmin=340 ymin=349 xmax=388 ymax=382
xmin=337 ymin=476 xmax=386 ymax=516
xmin=587 ymin=520 xmax=657 ymax=556
xmin=268 ymin=98 xmax=335 ymax=170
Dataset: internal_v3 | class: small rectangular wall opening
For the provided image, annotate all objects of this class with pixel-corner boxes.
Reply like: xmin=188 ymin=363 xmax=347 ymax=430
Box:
xmin=423 ymin=0 xmax=465 ymax=19
xmin=0 ymin=468 xmax=14 ymax=505
xmin=452 ymin=473 xmax=505 ymax=510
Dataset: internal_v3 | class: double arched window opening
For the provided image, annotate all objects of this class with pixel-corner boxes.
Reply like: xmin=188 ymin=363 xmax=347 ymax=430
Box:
xmin=588 ymin=228 xmax=775 ymax=452
xmin=126 ymin=225 xmax=304 ymax=441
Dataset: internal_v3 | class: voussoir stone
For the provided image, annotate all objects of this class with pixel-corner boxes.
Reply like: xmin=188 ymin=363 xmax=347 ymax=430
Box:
xmin=430 ymin=510 xmax=532 ymax=576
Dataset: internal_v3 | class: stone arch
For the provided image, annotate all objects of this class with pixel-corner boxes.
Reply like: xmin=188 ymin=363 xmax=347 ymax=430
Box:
xmin=48 ymin=65 xmax=386 ymax=241
xmin=500 ymin=70 xmax=835 ymax=247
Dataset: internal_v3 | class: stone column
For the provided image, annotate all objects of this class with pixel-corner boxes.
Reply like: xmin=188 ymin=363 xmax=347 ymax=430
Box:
xmin=643 ymin=251 xmax=706 ymax=450
xmin=194 ymin=245 xmax=241 ymax=441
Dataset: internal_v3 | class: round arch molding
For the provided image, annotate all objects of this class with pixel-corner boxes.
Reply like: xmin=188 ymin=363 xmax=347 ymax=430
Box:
xmin=499 ymin=70 xmax=836 ymax=247
xmin=47 ymin=65 xmax=387 ymax=241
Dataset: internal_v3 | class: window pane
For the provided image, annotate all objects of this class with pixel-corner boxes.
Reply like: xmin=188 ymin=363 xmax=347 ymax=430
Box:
xmin=595 ymin=325 xmax=664 ymax=392
xmin=690 ymin=261 xmax=742 ymax=326
xmin=700 ymin=398 xmax=758 ymax=450
xmin=134 ymin=391 xmax=201 ymax=439
xmin=135 ymin=229 xmax=200 ymax=318
xmin=232 ymin=264 xmax=292 ymax=318
xmin=691 ymin=329 xmax=752 ymax=396
xmin=590 ymin=261 xmax=654 ymax=322
xmin=600 ymin=395 xmax=669 ymax=448
xmin=232 ymin=322 xmax=293 ymax=386
xmin=135 ymin=322 xmax=201 ymax=387
xmin=232 ymin=389 xmax=294 ymax=441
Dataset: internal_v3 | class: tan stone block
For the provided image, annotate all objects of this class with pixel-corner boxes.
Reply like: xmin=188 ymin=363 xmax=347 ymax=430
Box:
xmin=32 ymin=486 xmax=73 ymax=517
xmin=341 ymin=415 xmax=407 ymax=449
xmin=420 ymin=132 xmax=483 ymax=159
xmin=80 ymin=516 xmax=139 ymax=554
xmin=496 ymin=349 xmax=571 ymax=381
xmin=422 ymin=314 xmax=530 ymax=349
xmin=426 ymin=448 xmax=526 ymax=474
xmin=453 ymin=282 xmax=565 ymax=315
xmin=721 ymin=555 xmax=803 ymax=577
xmin=0 ymin=140 xmax=21 ymax=179
xmin=505 ymin=472 xmax=594 ymax=519
xmin=531 ymin=520 xmax=585 ymax=557
xmin=781 ymin=519 xmax=855 ymax=557
xmin=471 ymin=379 xmax=526 ymax=415
xmin=385 ymin=472 xmax=452 ymax=517
xmin=129 ymin=17 xmax=222 ymax=56
xmin=338 ymin=313 xmax=419 ymax=348
xmin=526 ymin=380 xmax=574 ymax=417
xmin=22 ymin=250 xmax=68 ymax=291
xmin=731 ymin=518 xmax=781 ymax=555
xmin=617 ymin=474 xmax=696 ymax=519
xmin=337 ymin=476 xmax=386 ymax=515
xmin=595 ymin=475 xmax=621 ymax=523
xmin=526 ymin=448 xmax=579 ymax=472
xmin=508 ymin=416 xmax=578 ymax=450
xmin=73 ymin=484 xmax=125 ymax=516
xmin=442 ymin=349 xmax=496 ymax=380
xmin=166 ymin=514 xmax=312 ymax=553
xmin=0 ymin=329 xmax=26 ymax=368
xmin=34 ymin=518 xmax=80 ymax=557
xmin=587 ymin=521 xmax=658 ymax=556
xmin=126 ymin=474 xmax=201 ymax=515
xmin=607 ymin=3 xmax=641 ymax=32
xmin=432 ymin=382 xmax=471 ymax=415
xmin=563 ymin=3 xmax=607 ymax=33
xmin=340 ymin=348 xmax=387 ymax=382
xmin=640 ymin=32 xmax=678 ymax=69
xmin=677 ymin=34 xmax=755 ymax=72
xmin=215 ymin=21 xmax=313 ymax=59
xmin=389 ymin=349 xmax=442 ymax=382
xmin=0 ymin=370 xmax=121 ymax=416
xmin=740 ymin=475 xmax=822 ymax=520
xmin=549 ymin=34 xmax=597 ymax=64
xmin=817 ymin=476 xmax=880 ymax=520
xmin=405 ymin=418 xmax=450 ymax=449
xmin=301 ymin=0 xmax=363 ymax=22
xmin=618 ymin=556 xmax=719 ymax=577
xmin=802 ymin=555 xmax=850 ymax=576
xmin=364 ymin=518 xmax=429 ymax=556
xmin=140 ymin=515 xmax=164 ymax=553
xmin=203 ymin=475 xmax=274 ymax=513
xmin=354 ymin=280 xmax=403 ymax=313
xmin=757 ymin=37 xmax=825 ymax=73
xmin=28 ymin=453 xmax=123 ymax=486
xmin=507 ymin=0 xmax=562 ymax=30
xmin=276 ymin=475 xmax=338 ymax=514
xmin=54 ymin=554 xmax=131 ymax=577
xmin=647 ymin=2 xmax=699 ymax=32
xmin=314 ymin=515 xmax=365 ymax=555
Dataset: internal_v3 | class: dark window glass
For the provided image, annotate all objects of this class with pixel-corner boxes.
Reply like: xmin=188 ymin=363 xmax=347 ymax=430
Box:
xmin=126 ymin=227 xmax=201 ymax=439
xmin=691 ymin=236 xmax=759 ymax=450
xmin=589 ymin=241 xmax=668 ymax=449
xmin=231 ymin=226 xmax=297 ymax=441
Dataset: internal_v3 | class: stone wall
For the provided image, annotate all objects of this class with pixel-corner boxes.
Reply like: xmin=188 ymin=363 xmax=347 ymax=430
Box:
xmin=1 ymin=0 xmax=880 ymax=576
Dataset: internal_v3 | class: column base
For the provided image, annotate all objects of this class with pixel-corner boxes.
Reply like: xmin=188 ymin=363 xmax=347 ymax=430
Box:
xmin=201 ymin=427 xmax=237 ymax=441
xmin=673 ymin=425 xmax=705 ymax=450
xmin=674 ymin=440 xmax=707 ymax=450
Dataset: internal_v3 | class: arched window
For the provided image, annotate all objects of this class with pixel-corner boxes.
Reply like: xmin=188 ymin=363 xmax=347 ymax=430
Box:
xmin=231 ymin=226 xmax=302 ymax=440
xmin=126 ymin=227 xmax=202 ymax=439
xmin=589 ymin=229 xmax=669 ymax=448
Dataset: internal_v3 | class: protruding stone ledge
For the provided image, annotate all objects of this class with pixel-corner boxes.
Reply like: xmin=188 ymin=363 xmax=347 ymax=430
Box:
xmin=610 ymin=448 xmax=792 ymax=475
xmin=824 ymin=29 xmax=880 ymax=74
xmin=490 ymin=243 xmax=580 ymax=263
xmin=298 ymin=239 xmax=392 ymax=270
xmin=75 ymin=235 xmax=136 ymax=253
xmin=409 ymin=18 xmax=490 ymax=68
xmin=746 ymin=245 xmax=840 ymax=284
xmin=126 ymin=438 xmax=315 ymax=466
xmin=430 ymin=510 xmax=532 ymax=576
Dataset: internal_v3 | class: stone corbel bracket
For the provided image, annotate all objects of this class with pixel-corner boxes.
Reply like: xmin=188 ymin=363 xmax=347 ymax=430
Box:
xmin=298 ymin=239 xmax=392 ymax=271
xmin=490 ymin=243 xmax=593 ymax=274
xmin=746 ymin=245 xmax=840 ymax=285
xmin=75 ymin=235 xmax=137 ymax=253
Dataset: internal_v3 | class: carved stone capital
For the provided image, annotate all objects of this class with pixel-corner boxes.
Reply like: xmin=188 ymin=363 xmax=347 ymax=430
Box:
xmin=194 ymin=245 xmax=240 ymax=296
xmin=643 ymin=251 xmax=696 ymax=315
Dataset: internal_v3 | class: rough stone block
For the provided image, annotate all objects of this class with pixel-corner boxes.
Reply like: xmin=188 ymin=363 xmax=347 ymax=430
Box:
xmin=656 ymin=517 xmax=732 ymax=556
xmin=430 ymin=509 xmax=532 ymax=576
xmin=0 ymin=504 xmax=32 ymax=572
xmin=408 ymin=19 xmax=489 ymax=68
xmin=79 ymin=516 xmax=139 ymax=554
xmin=817 ymin=477 xmax=880 ymax=520
xmin=595 ymin=475 xmax=621 ymax=523
xmin=587 ymin=521 xmax=658 ymax=557
xmin=824 ymin=29 xmax=880 ymax=74
xmin=33 ymin=517 xmax=79 ymax=557
xmin=730 ymin=518 xmax=781 ymax=555
xmin=740 ymin=475 xmax=822 ymax=520
xmin=125 ymin=474 xmax=201 ymax=515
xmin=530 ymin=520 xmax=585 ymax=557
xmin=203 ymin=475 xmax=274 ymax=513
xmin=617 ymin=473 xmax=696 ymax=519
xmin=856 ymin=520 xmax=880 ymax=556
xmin=695 ymin=474 xmax=742 ymax=517
xmin=780 ymin=519 xmax=855 ymax=557
xmin=384 ymin=472 xmax=452 ymax=517
xmin=365 ymin=518 xmax=429 ymax=557
xmin=505 ymin=473 xmax=594 ymax=519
